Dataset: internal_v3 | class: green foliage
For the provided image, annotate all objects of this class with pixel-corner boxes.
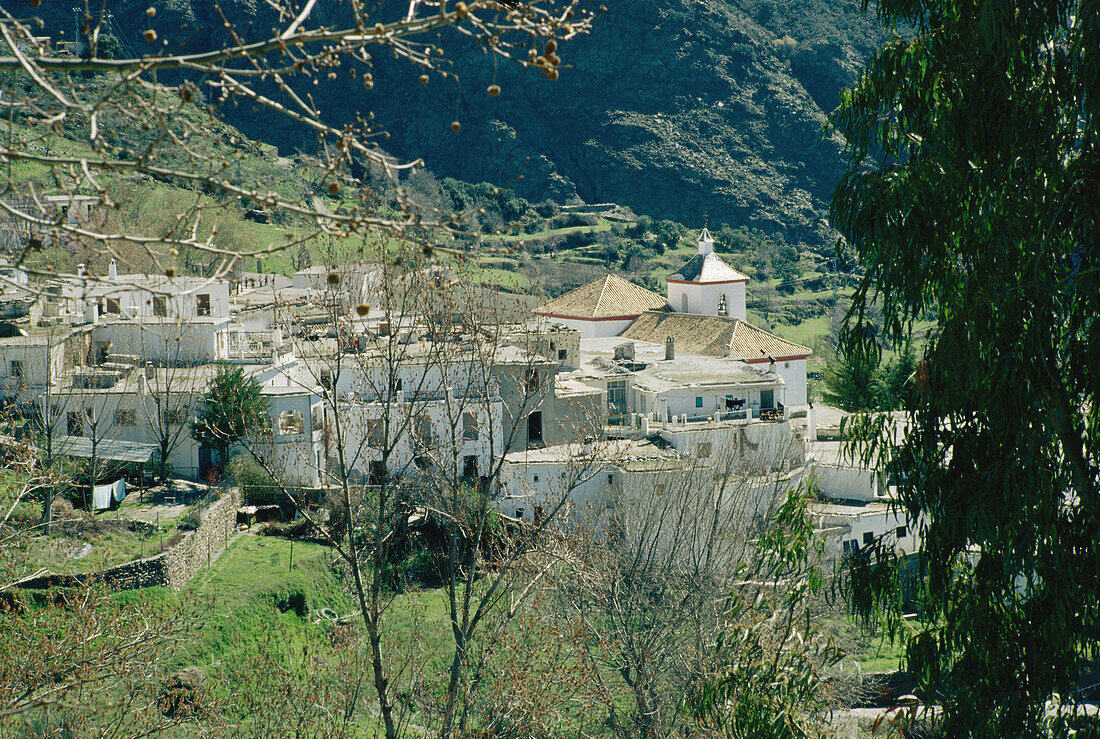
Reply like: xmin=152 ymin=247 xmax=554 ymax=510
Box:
xmin=687 ymin=488 xmax=838 ymax=737
xmin=191 ymin=366 xmax=270 ymax=459
xmin=821 ymin=346 xmax=883 ymax=412
xmin=822 ymin=345 xmax=916 ymax=412
xmin=830 ymin=0 xmax=1100 ymax=734
xmin=227 ymin=454 xmax=282 ymax=506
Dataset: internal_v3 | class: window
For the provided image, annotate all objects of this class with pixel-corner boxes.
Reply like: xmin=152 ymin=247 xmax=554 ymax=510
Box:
xmin=166 ymin=407 xmax=186 ymax=425
xmin=533 ymin=475 xmax=539 ymax=483
xmin=320 ymin=368 xmax=332 ymax=389
xmin=278 ymin=409 xmax=304 ymax=435
xmin=896 ymin=526 xmax=907 ymax=539
xmin=607 ymin=473 xmax=614 ymax=485
xmin=525 ymin=369 xmax=541 ymax=394
xmin=784 ymin=361 xmax=790 ymax=369
xmin=114 ymin=409 xmax=136 ymax=427
xmin=527 ymin=411 xmax=543 ymax=446
xmin=196 ymin=294 xmax=211 ymax=317
xmin=515 ymin=507 xmax=525 ymax=519
xmin=843 ymin=540 xmax=858 ymax=555
xmin=549 ymin=341 xmax=556 ymax=351
xmin=863 ymin=532 xmax=874 ymax=546
xmin=153 ymin=296 xmax=167 ymax=317
xmin=717 ymin=293 xmax=728 ymax=316
xmin=462 ymin=411 xmax=479 ymax=441
xmin=9 ymin=360 xmax=22 ymax=378
xmin=462 ymin=455 xmax=478 ymax=478
xmin=695 ymin=396 xmax=703 ymax=408
xmin=607 ymin=380 xmax=627 ymax=413
xmin=558 ymin=349 xmax=567 ymax=361
xmin=67 ymin=411 xmax=83 ymax=436
xmin=695 ymin=442 xmax=712 ymax=459
xmin=367 ymin=420 xmax=385 ymax=448
xmin=104 ymin=297 xmax=121 ymax=314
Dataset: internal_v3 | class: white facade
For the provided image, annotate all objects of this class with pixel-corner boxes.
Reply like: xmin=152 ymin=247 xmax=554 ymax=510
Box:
xmin=666 ymin=229 xmax=748 ymax=320
xmin=744 ymin=357 xmax=808 ymax=407
xmin=62 ymin=265 xmax=231 ymax=325
xmin=666 ymin=280 xmax=746 ymax=320
xmin=92 ymin=319 xmax=231 ymax=364
xmin=335 ymin=397 xmax=503 ymax=483
xmin=543 ymin=316 xmax=634 ymax=340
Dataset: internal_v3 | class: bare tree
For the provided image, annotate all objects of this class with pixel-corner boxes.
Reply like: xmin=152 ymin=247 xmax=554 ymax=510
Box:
xmin=133 ymin=322 xmax=203 ymax=485
xmin=0 ymin=1 xmax=594 ymax=287
xmin=553 ymin=426 xmax=832 ymax=737
xmin=232 ymin=237 xmax=605 ymax=736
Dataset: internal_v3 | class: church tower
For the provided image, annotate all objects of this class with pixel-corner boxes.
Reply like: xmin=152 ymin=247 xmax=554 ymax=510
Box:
xmin=666 ymin=228 xmax=749 ymax=319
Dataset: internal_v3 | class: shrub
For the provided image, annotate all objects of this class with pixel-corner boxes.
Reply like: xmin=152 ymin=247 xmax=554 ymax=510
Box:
xmin=227 ymin=455 xmax=283 ymax=506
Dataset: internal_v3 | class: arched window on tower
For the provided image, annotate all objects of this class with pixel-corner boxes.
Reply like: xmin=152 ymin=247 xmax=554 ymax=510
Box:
xmin=717 ymin=293 xmax=728 ymax=316
xmin=681 ymin=294 xmax=689 ymax=313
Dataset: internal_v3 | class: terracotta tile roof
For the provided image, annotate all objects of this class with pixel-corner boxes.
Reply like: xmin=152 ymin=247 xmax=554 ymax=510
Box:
xmin=535 ymin=273 xmax=669 ymax=319
xmin=668 ymin=253 xmax=749 ymax=283
xmin=621 ymin=310 xmax=811 ymax=360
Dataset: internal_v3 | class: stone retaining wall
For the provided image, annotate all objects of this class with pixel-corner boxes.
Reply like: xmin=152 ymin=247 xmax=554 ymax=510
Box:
xmin=16 ymin=489 xmax=240 ymax=592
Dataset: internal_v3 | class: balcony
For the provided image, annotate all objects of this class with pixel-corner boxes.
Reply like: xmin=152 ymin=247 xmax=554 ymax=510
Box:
xmin=606 ymin=405 xmax=788 ymax=438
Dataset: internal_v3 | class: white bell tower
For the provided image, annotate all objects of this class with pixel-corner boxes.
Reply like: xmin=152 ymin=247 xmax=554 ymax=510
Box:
xmin=666 ymin=229 xmax=749 ymax=319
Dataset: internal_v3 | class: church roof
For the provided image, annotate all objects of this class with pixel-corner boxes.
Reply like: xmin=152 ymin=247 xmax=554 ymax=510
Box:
xmin=667 ymin=252 xmax=749 ymax=284
xmin=621 ymin=310 xmax=811 ymax=360
xmin=535 ymin=273 xmax=669 ymax=320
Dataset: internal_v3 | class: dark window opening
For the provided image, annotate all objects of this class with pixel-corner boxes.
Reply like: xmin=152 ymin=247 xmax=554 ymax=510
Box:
xmin=153 ymin=296 xmax=167 ymax=317
xmin=863 ymin=532 xmax=874 ymax=546
xmin=525 ymin=369 xmax=541 ymax=394
xmin=368 ymin=461 xmax=387 ymax=486
xmin=196 ymin=293 xmax=211 ymax=317
xmin=896 ymin=526 xmax=907 ymax=538
xmin=67 ymin=411 xmax=83 ymax=436
xmin=104 ymin=297 xmax=121 ymax=314
xmin=527 ymin=411 xmax=543 ymax=447
xmin=462 ymin=455 xmax=478 ymax=478
xmin=463 ymin=412 xmax=479 ymax=441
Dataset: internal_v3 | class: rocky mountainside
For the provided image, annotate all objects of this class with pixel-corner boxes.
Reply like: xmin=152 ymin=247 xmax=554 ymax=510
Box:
xmin=37 ymin=0 xmax=884 ymax=249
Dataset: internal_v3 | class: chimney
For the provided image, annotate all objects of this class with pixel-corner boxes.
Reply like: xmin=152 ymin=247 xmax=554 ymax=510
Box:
xmin=583 ymin=435 xmax=594 ymax=458
xmin=77 ymin=263 xmax=87 ymax=277
xmin=108 ymin=259 xmax=118 ymax=280
xmin=664 ymin=335 xmax=675 ymax=361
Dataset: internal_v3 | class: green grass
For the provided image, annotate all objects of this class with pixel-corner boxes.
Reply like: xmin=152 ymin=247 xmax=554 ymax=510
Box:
xmin=772 ymin=315 xmax=831 ymax=349
xmin=469 ymin=267 xmax=531 ymax=290
xmin=22 ymin=520 xmax=168 ymax=574
xmin=495 ymin=219 xmax=612 ymax=242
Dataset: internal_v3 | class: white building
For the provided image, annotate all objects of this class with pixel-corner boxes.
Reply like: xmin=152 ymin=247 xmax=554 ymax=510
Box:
xmin=620 ymin=312 xmax=811 ymax=406
xmin=666 ymin=228 xmax=749 ymax=320
xmin=59 ymin=261 xmax=231 ymax=326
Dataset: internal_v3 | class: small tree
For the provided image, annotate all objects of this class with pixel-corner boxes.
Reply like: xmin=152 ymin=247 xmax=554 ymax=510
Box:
xmin=192 ymin=366 xmax=270 ymax=468
xmin=821 ymin=345 xmax=883 ymax=412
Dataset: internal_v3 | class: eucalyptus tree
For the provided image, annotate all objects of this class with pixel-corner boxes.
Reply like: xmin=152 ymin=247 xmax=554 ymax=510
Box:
xmin=830 ymin=1 xmax=1100 ymax=734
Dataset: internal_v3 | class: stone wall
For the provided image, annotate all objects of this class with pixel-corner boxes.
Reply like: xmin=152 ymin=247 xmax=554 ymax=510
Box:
xmin=16 ymin=489 xmax=240 ymax=592
xmin=161 ymin=490 xmax=239 ymax=591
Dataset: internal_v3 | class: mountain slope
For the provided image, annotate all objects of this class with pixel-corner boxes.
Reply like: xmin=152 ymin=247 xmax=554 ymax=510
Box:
xmin=34 ymin=0 xmax=885 ymax=248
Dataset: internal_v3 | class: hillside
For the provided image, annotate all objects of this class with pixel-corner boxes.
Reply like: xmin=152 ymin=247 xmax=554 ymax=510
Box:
xmin=31 ymin=0 xmax=885 ymax=251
